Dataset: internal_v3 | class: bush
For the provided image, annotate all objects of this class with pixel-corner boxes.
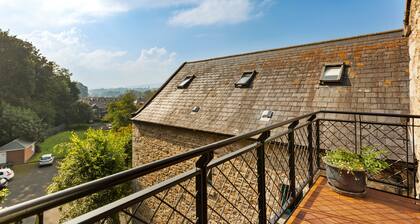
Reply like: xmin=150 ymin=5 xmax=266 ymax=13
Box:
xmin=48 ymin=128 xmax=132 ymax=222
xmin=0 ymin=101 xmax=45 ymax=145
xmin=323 ymin=147 xmax=389 ymax=174
xmin=0 ymin=188 xmax=9 ymax=204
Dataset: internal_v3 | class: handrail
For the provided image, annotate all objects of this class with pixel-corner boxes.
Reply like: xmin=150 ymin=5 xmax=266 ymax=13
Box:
xmin=0 ymin=109 xmax=419 ymax=223
xmin=0 ymin=111 xmax=318 ymax=223
xmin=321 ymin=110 xmax=420 ymax=119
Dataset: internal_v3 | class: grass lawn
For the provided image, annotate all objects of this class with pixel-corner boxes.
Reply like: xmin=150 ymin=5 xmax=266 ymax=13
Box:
xmin=30 ymin=129 xmax=87 ymax=162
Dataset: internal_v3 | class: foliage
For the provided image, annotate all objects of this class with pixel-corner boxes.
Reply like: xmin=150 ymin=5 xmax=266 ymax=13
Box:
xmin=0 ymin=188 xmax=9 ymax=204
xmin=75 ymin=82 xmax=89 ymax=97
xmin=0 ymin=101 xmax=45 ymax=145
xmin=140 ymin=89 xmax=157 ymax=101
xmin=323 ymin=147 xmax=389 ymax=174
xmin=48 ymin=129 xmax=132 ymax=222
xmin=30 ymin=129 xmax=87 ymax=161
xmin=104 ymin=92 xmax=137 ymax=130
xmin=0 ymin=30 xmax=91 ymax=144
xmin=67 ymin=102 xmax=94 ymax=124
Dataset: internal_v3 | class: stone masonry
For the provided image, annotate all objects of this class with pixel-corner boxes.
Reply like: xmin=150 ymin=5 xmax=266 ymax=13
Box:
xmin=133 ymin=21 xmax=417 ymax=221
xmin=406 ymin=0 xmax=420 ymax=197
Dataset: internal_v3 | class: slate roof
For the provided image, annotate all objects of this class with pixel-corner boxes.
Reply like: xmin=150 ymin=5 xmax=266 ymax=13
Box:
xmin=133 ymin=30 xmax=410 ymax=136
xmin=0 ymin=139 xmax=35 ymax=151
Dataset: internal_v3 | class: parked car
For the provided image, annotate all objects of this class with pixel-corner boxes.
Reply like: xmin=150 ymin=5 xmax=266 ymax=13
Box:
xmin=0 ymin=178 xmax=8 ymax=189
xmin=39 ymin=154 xmax=54 ymax=167
xmin=0 ymin=168 xmax=14 ymax=180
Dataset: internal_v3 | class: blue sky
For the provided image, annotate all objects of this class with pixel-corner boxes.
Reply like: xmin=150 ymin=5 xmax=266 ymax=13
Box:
xmin=0 ymin=0 xmax=405 ymax=89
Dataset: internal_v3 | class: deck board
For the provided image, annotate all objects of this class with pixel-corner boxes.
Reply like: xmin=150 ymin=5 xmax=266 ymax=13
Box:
xmin=287 ymin=177 xmax=420 ymax=223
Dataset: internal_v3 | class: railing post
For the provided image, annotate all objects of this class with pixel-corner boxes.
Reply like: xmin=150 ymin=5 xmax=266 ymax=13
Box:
xmin=37 ymin=212 xmax=44 ymax=224
xmin=288 ymin=121 xmax=299 ymax=202
xmin=315 ymin=119 xmax=321 ymax=170
xmin=307 ymin=115 xmax=316 ymax=187
xmin=257 ymin=131 xmax=270 ymax=224
xmin=195 ymin=152 xmax=214 ymax=224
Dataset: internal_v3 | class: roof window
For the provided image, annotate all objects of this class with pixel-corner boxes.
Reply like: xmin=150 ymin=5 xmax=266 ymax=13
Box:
xmin=235 ymin=70 xmax=256 ymax=88
xmin=320 ymin=63 xmax=344 ymax=84
xmin=260 ymin=110 xmax=273 ymax=121
xmin=192 ymin=106 xmax=200 ymax=113
xmin=178 ymin=75 xmax=195 ymax=89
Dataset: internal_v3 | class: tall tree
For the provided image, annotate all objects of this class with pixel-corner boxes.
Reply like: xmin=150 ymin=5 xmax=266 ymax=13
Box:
xmin=75 ymin=82 xmax=89 ymax=98
xmin=104 ymin=92 xmax=137 ymax=130
xmin=0 ymin=30 xmax=91 ymax=143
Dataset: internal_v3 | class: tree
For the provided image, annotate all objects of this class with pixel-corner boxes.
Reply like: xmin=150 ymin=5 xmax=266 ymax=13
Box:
xmin=75 ymin=82 xmax=89 ymax=98
xmin=67 ymin=102 xmax=94 ymax=124
xmin=141 ymin=89 xmax=157 ymax=101
xmin=104 ymin=92 xmax=137 ymax=130
xmin=0 ymin=30 xmax=87 ymax=129
xmin=48 ymin=129 xmax=132 ymax=222
xmin=0 ymin=102 xmax=45 ymax=145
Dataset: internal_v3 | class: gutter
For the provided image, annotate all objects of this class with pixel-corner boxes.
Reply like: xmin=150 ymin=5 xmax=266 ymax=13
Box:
xmin=404 ymin=0 xmax=412 ymax=37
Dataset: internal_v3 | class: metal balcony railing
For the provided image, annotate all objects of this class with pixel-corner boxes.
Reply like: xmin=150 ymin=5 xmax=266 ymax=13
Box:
xmin=0 ymin=111 xmax=419 ymax=224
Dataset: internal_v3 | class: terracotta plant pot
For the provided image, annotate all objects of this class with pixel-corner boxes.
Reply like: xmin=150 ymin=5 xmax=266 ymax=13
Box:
xmin=324 ymin=161 xmax=367 ymax=197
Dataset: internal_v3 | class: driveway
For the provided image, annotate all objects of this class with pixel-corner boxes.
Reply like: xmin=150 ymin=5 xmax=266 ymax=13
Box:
xmin=1 ymin=162 xmax=60 ymax=223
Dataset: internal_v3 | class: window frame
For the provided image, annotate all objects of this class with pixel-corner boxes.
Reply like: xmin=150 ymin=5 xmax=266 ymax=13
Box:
xmin=177 ymin=75 xmax=195 ymax=89
xmin=319 ymin=63 xmax=345 ymax=84
xmin=191 ymin=106 xmax=200 ymax=113
xmin=235 ymin=70 xmax=256 ymax=88
xmin=260 ymin=110 xmax=273 ymax=121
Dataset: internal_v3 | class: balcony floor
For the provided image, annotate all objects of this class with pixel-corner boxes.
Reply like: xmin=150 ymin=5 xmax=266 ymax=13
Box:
xmin=287 ymin=177 xmax=420 ymax=224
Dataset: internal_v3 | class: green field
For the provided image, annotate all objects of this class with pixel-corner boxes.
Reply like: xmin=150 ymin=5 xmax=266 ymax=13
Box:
xmin=30 ymin=129 xmax=87 ymax=162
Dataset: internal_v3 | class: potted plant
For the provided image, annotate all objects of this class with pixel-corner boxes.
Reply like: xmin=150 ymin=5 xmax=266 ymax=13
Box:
xmin=322 ymin=147 xmax=389 ymax=197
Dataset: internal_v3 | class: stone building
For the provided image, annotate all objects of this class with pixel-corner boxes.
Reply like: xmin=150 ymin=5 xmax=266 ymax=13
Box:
xmin=405 ymin=0 xmax=420 ymax=195
xmin=133 ymin=29 xmax=410 ymax=168
xmin=131 ymin=2 xmax=419 ymax=222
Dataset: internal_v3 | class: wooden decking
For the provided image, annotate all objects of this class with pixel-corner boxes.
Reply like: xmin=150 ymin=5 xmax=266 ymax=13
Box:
xmin=287 ymin=177 xmax=420 ymax=223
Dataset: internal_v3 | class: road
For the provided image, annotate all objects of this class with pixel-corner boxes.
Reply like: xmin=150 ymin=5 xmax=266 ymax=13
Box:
xmin=1 ymin=162 xmax=60 ymax=223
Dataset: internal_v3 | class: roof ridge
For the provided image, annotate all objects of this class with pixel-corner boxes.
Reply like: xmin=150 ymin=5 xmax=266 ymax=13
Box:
xmin=186 ymin=29 xmax=404 ymax=64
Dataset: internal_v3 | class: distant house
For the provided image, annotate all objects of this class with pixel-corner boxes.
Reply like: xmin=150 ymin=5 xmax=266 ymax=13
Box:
xmin=134 ymin=98 xmax=146 ymax=108
xmin=0 ymin=139 xmax=36 ymax=164
xmin=80 ymin=97 xmax=117 ymax=120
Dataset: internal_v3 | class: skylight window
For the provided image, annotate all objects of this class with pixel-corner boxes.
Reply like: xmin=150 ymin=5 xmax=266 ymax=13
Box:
xmin=177 ymin=75 xmax=195 ymax=89
xmin=320 ymin=63 xmax=345 ymax=84
xmin=192 ymin=106 xmax=200 ymax=113
xmin=260 ymin=110 xmax=273 ymax=121
xmin=235 ymin=70 xmax=256 ymax=88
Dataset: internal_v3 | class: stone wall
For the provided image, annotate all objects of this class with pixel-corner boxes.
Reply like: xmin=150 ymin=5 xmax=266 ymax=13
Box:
xmin=407 ymin=0 xmax=420 ymax=198
xmin=132 ymin=121 xmax=257 ymax=222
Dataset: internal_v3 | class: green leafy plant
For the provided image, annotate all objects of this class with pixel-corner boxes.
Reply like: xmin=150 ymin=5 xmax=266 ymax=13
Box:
xmin=48 ymin=128 xmax=132 ymax=222
xmin=0 ymin=188 xmax=9 ymax=204
xmin=323 ymin=147 xmax=389 ymax=174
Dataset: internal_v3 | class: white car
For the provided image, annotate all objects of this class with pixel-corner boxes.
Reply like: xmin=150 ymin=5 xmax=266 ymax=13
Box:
xmin=39 ymin=154 xmax=54 ymax=166
xmin=0 ymin=178 xmax=8 ymax=189
xmin=0 ymin=168 xmax=14 ymax=180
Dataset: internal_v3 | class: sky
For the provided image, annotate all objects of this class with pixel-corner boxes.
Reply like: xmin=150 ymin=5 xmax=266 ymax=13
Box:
xmin=0 ymin=0 xmax=405 ymax=89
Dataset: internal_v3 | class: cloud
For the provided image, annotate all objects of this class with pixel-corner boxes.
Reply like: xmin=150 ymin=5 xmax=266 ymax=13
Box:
xmin=168 ymin=0 xmax=253 ymax=27
xmin=0 ymin=0 xmax=131 ymax=30
xmin=0 ymin=0 xmax=202 ymax=30
xmin=1 ymin=0 xmax=272 ymax=87
xmin=21 ymin=29 xmax=177 ymax=88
